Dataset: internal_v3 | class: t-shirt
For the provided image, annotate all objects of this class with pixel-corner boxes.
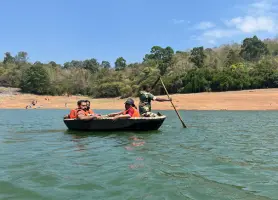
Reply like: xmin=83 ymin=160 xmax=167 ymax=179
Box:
xmin=138 ymin=91 xmax=156 ymax=113
xmin=123 ymin=107 xmax=140 ymax=117
xmin=125 ymin=107 xmax=134 ymax=117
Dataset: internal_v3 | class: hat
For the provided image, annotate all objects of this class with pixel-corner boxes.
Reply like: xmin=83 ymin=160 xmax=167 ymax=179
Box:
xmin=125 ymin=98 xmax=135 ymax=106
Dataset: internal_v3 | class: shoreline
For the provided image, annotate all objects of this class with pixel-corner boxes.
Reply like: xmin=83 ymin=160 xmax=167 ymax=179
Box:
xmin=1 ymin=88 xmax=278 ymax=110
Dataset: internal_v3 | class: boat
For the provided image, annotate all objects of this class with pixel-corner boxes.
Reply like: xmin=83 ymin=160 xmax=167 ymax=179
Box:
xmin=63 ymin=113 xmax=166 ymax=131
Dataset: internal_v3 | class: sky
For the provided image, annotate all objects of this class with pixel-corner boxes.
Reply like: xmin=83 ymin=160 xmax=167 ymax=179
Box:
xmin=1 ymin=0 xmax=278 ymax=66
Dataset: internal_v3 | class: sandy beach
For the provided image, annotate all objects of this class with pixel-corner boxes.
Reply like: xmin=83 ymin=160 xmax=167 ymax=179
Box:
xmin=1 ymin=87 xmax=278 ymax=110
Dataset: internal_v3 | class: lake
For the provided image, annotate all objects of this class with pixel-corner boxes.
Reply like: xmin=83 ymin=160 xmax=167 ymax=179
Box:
xmin=0 ymin=109 xmax=278 ymax=200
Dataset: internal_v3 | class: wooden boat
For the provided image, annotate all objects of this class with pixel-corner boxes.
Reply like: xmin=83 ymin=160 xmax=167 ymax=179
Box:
xmin=63 ymin=114 xmax=166 ymax=131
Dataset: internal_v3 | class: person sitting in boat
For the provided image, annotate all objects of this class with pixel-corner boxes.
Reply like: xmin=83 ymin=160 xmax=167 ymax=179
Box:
xmin=84 ymin=100 xmax=101 ymax=116
xmin=139 ymin=84 xmax=171 ymax=117
xmin=84 ymin=100 xmax=95 ymax=115
xmin=76 ymin=100 xmax=102 ymax=120
xmin=64 ymin=100 xmax=82 ymax=119
xmin=107 ymin=98 xmax=140 ymax=120
xmin=64 ymin=100 xmax=101 ymax=120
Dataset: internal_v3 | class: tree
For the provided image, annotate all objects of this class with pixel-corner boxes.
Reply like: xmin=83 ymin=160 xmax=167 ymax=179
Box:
xmin=240 ymin=36 xmax=269 ymax=61
xmin=115 ymin=57 xmax=126 ymax=71
xmin=224 ymin=49 xmax=242 ymax=67
xmin=83 ymin=58 xmax=99 ymax=73
xmin=143 ymin=46 xmax=174 ymax=75
xmin=3 ymin=52 xmax=15 ymax=64
xmin=34 ymin=61 xmax=43 ymax=66
xmin=189 ymin=47 xmax=206 ymax=68
xmin=49 ymin=61 xmax=57 ymax=67
xmin=15 ymin=51 xmax=28 ymax=64
xmin=20 ymin=64 xmax=50 ymax=94
xmin=101 ymin=61 xmax=111 ymax=68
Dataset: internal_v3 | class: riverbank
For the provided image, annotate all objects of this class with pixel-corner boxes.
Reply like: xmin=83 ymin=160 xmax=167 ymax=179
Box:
xmin=1 ymin=88 xmax=278 ymax=110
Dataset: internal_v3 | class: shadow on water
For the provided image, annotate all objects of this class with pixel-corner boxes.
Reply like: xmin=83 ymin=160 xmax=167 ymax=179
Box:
xmin=64 ymin=129 xmax=162 ymax=138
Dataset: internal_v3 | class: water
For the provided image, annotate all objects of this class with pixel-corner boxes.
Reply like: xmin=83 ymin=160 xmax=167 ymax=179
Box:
xmin=1 ymin=109 xmax=278 ymax=200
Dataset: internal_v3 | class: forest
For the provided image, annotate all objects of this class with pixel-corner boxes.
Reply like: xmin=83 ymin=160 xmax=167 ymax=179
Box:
xmin=1 ymin=35 xmax=278 ymax=98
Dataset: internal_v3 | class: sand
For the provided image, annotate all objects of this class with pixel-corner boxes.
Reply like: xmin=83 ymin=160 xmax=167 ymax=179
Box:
xmin=1 ymin=87 xmax=278 ymax=110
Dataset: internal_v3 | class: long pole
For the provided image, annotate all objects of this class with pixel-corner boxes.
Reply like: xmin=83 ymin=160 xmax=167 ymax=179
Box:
xmin=160 ymin=77 xmax=187 ymax=128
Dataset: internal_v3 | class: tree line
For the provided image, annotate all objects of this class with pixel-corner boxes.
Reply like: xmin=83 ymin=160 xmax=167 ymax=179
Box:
xmin=1 ymin=35 xmax=278 ymax=98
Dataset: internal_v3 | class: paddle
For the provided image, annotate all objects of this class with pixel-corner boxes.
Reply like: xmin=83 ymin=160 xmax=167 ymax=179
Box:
xmin=150 ymin=75 xmax=161 ymax=92
xmin=159 ymin=77 xmax=187 ymax=128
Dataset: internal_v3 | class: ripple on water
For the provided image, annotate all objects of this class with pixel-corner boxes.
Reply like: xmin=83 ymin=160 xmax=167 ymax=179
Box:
xmin=1 ymin=110 xmax=278 ymax=199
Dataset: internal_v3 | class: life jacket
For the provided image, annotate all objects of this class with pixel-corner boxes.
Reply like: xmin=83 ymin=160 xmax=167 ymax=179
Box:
xmin=69 ymin=108 xmax=88 ymax=119
xmin=69 ymin=108 xmax=78 ymax=119
xmin=123 ymin=107 xmax=140 ymax=117
xmin=86 ymin=109 xmax=94 ymax=115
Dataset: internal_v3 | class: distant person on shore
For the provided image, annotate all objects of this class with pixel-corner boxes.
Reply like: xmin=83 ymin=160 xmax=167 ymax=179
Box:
xmin=139 ymin=84 xmax=171 ymax=117
xmin=107 ymin=98 xmax=140 ymax=120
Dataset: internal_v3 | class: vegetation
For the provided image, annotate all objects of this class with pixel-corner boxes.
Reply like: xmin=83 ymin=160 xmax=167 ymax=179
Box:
xmin=1 ymin=35 xmax=278 ymax=98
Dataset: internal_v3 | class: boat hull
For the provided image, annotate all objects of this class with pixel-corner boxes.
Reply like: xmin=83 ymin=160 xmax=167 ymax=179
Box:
xmin=63 ymin=116 xmax=166 ymax=131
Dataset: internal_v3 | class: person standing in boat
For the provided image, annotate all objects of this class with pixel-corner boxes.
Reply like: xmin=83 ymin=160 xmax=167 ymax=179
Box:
xmin=139 ymin=84 xmax=171 ymax=117
xmin=107 ymin=98 xmax=140 ymax=120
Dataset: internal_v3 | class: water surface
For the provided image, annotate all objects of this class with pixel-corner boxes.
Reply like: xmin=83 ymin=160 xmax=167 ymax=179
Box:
xmin=0 ymin=109 xmax=278 ymax=199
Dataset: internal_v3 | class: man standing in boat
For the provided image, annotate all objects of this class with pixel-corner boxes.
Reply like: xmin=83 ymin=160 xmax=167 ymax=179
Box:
xmin=139 ymin=84 xmax=172 ymax=117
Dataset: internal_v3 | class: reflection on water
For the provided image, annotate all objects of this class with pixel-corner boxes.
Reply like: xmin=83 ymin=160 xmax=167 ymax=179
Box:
xmin=0 ymin=109 xmax=278 ymax=199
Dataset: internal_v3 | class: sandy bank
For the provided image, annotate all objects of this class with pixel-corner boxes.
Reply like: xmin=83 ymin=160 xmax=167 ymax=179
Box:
xmin=1 ymin=88 xmax=278 ymax=110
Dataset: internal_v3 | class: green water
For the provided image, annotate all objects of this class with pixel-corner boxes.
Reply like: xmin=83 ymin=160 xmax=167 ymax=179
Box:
xmin=0 ymin=110 xmax=278 ymax=200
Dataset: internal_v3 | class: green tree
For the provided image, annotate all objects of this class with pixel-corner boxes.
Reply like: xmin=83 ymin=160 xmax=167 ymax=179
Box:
xmin=189 ymin=47 xmax=206 ymax=68
xmin=20 ymin=64 xmax=51 ymax=94
xmin=49 ymin=61 xmax=57 ymax=67
xmin=240 ymin=36 xmax=269 ymax=61
xmin=15 ymin=51 xmax=28 ymax=64
xmin=115 ymin=57 xmax=126 ymax=71
xmin=83 ymin=58 xmax=99 ymax=73
xmin=101 ymin=61 xmax=111 ymax=68
xmin=3 ymin=52 xmax=15 ymax=64
xmin=224 ymin=49 xmax=242 ymax=67
xmin=143 ymin=46 xmax=174 ymax=75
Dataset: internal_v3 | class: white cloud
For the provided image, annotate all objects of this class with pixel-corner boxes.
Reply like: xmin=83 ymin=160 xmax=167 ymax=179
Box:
xmin=172 ymin=19 xmax=185 ymax=24
xmin=194 ymin=0 xmax=278 ymax=45
xmin=247 ymin=0 xmax=277 ymax=16
xmin=227 ymin=16 xmax=275 ymax=33
xmin=203 ymin=29 xmax=239 ymax=38
xmin=195 ymin=21 xmax=215 ymax=30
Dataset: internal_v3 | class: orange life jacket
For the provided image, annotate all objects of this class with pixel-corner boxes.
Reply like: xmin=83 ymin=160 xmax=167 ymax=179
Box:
xmin=69 ymin=108 xmax=88 ymax=119
xmin=87 ymin=109 xmax=94 ymax=115
xmin=69 ymin=109 xmax=78 ymax=119
xmin=123 ymin=107 xmax=140 ymax=117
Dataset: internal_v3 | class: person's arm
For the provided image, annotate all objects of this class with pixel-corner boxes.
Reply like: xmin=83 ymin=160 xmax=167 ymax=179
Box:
xmin=149 ymin=93 xmax=171 ymax=102
xmin=112 ymin=114 xmax=131 ymax=120
xmin=112 ymin=109 xmax=133 ymax=120
xmin=88 ymin=113 xmax=102 ymax=116
xmin=107 ymin=111 xmax=124 ymax=117
xmin=77 ymin=113 xmax=102 ymax=120
xmin=154 ymin=97 xmax=172 ymax=102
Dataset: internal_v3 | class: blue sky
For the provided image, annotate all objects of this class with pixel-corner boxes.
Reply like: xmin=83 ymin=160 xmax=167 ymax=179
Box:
xmin=1 ymin=0 xmax=278 ymax=66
